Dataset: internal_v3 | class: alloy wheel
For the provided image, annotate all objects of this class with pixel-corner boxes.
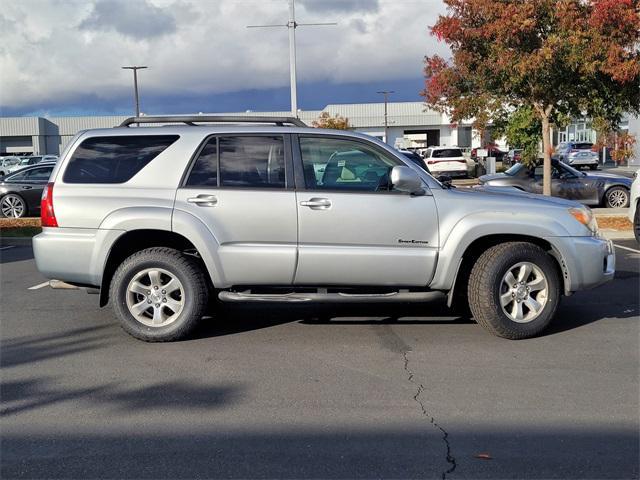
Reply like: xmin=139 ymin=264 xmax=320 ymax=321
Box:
xmin=607 ymin=189 xmax=628 ymax=208
xmin=1 ymin=195 xmax=26 ymax=218
xmin=499 ymin=262 xmax=549 ymax=323
xmin=126 ymin=268 xmax=185 ymax=327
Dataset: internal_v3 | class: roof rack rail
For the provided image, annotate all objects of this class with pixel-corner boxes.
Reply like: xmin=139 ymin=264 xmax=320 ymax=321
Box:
xmin=118 ymin=115 xmax=307 ymax=128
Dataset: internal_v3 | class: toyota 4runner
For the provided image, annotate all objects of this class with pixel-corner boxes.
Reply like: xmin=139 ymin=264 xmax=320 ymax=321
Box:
xmin=33 ymin=115 xmax=615 ymax=341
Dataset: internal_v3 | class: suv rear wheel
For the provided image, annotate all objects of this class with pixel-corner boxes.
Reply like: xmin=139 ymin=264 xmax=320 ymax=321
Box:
xmin=468 ymin=242 xmax=560 ymax=339
xmin=110 ymin=247 xmax=208 ymax=342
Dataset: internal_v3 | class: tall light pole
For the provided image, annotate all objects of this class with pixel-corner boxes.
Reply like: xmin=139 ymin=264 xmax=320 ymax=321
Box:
xmin=377 ymin=90 xmax=394 ymax=144
xmin=122 ymin=66 xmax=148 ymax=117
xmin=248 ymin=0 xmax=336 ymax=117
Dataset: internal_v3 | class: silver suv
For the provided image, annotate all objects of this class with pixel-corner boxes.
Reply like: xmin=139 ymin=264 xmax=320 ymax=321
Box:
xmin=33 ymin=115 xmax=615 ymax=342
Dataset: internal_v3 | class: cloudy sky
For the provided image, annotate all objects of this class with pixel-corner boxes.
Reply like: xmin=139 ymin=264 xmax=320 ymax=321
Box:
xmin=0 ymin=0 xmax=448 ymax=116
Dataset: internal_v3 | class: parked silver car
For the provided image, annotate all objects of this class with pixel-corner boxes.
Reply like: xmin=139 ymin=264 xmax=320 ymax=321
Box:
xmin=552 ymin=142 xmax=599 ymax=170
xmin=33 ymin=115 xmax=615 ymax=342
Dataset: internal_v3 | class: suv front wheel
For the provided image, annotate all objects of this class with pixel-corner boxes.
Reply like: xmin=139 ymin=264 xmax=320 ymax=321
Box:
xmin=468 ymin=242 xmax=560 ymax=339
xmin=110 ymin=247 xmax=208 ymax=342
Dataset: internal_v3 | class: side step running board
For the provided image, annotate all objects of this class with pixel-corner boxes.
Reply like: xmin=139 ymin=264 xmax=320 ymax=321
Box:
xmin=218 ymin=290 xmax=443 ymax=303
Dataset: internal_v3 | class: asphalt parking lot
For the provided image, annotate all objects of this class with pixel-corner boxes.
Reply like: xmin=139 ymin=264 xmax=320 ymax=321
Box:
xmin=1 ymin=240 xmax=638 ymax=479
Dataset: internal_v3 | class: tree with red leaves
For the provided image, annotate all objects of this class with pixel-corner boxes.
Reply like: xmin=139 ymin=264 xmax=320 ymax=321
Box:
xmin=422 ymin=0 xmax=640 ymax=195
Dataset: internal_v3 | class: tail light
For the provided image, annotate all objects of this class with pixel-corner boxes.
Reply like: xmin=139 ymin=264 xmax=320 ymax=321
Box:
xmin=41 ymin=182 xmax=58 ymax=227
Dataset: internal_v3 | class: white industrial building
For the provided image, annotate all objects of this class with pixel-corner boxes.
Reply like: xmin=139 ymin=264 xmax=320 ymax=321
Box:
xmin=1 ymin=101 xmax=638 ymax=165
xmin=0 ymin=102 xmax=480 ymax=156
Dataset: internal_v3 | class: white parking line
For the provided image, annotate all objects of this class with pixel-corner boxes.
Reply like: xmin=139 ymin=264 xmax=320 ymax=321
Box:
xmin=0 ymin=246 xmax=15 ymax=251
xmin=28 ymin=281 xmax=50 ymax=290
xmin=614 ymin=244 xmax=640 ymax=254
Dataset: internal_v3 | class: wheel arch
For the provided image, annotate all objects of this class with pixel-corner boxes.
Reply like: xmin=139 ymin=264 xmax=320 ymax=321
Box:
xmin=440 ymin=233 xmax=568 ymax=307
xmin=99 ymin=229 xmax=213 ymax=307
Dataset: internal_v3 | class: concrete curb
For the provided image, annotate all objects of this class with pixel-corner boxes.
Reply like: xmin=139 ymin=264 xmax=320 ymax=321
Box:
xmin=600 ymin=230 xmax=635 ymax=240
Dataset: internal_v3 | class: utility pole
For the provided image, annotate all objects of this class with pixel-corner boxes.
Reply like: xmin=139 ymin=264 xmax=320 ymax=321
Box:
xmin=122 ymin=66 xmax=148 ymax=117
xmin=377 ymin=90 xmax=394 ymax=144
xmin=248 ymin=0 xmax=336 ymax=117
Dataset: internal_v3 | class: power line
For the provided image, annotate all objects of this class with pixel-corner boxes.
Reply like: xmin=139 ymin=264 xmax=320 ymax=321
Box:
xmin=247 ymin=0 xmax=337 ymax=117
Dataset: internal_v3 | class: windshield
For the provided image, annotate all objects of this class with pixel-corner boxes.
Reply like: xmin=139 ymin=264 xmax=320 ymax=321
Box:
xmin=559 ymin=162 xmax=582 ymax=177
xmin=432 ymin=148 xmax=463 ymax=158
xmin=504 ymin=163 xmax=525 ymax=175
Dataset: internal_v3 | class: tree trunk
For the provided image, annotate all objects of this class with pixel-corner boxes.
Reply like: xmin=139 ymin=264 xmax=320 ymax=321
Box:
xmin=540 ymin=109 xmax=552 ymax=196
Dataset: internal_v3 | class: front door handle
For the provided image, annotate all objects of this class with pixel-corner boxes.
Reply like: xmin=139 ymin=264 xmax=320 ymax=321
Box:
xmin=187 ymin=194 xmax=218 ymax=207
xmin=299 ymin=197 xmax=331 ymax=209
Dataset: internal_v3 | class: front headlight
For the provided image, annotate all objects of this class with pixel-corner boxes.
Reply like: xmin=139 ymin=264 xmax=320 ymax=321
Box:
xmin=569 ymin=207 xmax=598 ymax=234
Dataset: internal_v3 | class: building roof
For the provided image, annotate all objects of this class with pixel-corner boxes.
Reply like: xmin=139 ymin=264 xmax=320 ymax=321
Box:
xmin=0 ymin=102 xmax=447 ymax=134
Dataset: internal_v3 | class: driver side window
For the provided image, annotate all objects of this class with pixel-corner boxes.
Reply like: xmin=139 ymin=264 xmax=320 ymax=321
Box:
xmin=299 ymin=136 xmax=400 ymax=192
xmin=534 ymin=165 xmax=562 ymax=179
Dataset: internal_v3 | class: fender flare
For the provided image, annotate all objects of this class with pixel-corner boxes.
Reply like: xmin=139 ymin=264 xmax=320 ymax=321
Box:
xmin=430 ymin=211 xmax=571 ymax=291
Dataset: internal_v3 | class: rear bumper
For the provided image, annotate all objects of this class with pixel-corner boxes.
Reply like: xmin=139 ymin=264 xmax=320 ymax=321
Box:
xmin=547 ymin=235 xmax=615 ymax=293
xmin=431 ymin=169 xmax=467 ymax=178
xmin=567 ymin=157 xmax=598 ymax=166
xmin=33 ymin=227 xmax=123 ymax=287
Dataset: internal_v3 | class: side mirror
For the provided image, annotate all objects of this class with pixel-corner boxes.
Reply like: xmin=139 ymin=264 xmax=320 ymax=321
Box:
xmin=391 ymin=166 xmax=424 ymax=195
xmin=437 ymin=174 xmax=452 ymax=186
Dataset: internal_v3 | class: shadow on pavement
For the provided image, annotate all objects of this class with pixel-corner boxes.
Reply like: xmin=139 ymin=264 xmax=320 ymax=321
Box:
xmin=194 ymin=298 xmax=471 ymax=340
xmin=1 ymin=377 xmax=242 ymax=417
xmin=0 ymin=245 xmax=34 ymax=264
xmin=0 ymin=326 xmax=113 ymax=369
xmin=1 ymin=428 xmax=637 ymax=479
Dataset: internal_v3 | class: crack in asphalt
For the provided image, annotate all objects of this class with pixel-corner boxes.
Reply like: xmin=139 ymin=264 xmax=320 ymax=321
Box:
xmin=403 ymin=350 xmax=457 ymax=480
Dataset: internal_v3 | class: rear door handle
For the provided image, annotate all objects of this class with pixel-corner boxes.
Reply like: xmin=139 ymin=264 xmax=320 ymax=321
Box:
xmin=21 ymin=186 xmax=33 ymax=190
xmin=187 ymin=194 xmax=218 ymax=207
xmin=299 ymin=197 xmax=331 ymax=209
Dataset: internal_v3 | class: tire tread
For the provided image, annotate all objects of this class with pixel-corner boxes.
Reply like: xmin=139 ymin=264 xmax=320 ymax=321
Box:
xmin=109 ymin=247 xmax=208 ymax=342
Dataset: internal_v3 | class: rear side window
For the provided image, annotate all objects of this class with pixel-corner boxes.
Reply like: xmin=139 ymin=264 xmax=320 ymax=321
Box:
xmin=185 ymin=136 xmax=286 ymax=189
xmin=219 ymin=136 xmax=285 ymax=188
xmin=186 ymin=138 xmax=218 ymax=187
xmin=63 ymin=135 xmax=178 ymax=184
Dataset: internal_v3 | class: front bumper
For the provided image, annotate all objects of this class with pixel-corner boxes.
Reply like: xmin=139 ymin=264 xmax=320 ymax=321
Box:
xmin=547 ymin=235 xmax=615 ymax=293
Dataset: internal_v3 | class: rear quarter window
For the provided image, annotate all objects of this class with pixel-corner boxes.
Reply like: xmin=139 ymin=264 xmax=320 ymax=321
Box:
xmin=63 ymin=135 xmax=179 ymax=184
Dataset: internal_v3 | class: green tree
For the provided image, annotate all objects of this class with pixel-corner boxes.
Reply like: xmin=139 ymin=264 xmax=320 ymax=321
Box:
xmin=422 ymin=0 xmax=640 ymax=195
xmin=493 ymin=106 xmax=541 ymax=166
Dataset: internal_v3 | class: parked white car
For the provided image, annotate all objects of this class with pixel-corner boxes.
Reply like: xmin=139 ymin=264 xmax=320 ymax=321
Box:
xmin=629 ymin=169 xmax=640 ymax=243
xmin=0 ymin=157 xmax=23 ymax=176
xmin=423 ymin=146 xmax=473 ymax=178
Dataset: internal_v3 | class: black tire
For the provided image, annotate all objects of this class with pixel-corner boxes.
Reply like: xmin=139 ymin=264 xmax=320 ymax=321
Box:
xmin=604 ymin=186 xmax=630 ymax=208
xmin=110 ymin=247 xmax=209 ymax=342
xmin=589 ymin=165 xmax=598 ymax=170
xmin=0 ymin=193 xmax=28 ymax=218
xmin=468 ymin=242 xmax=561 ymax=339
xmin=634 ymin=202 xmax=640 ymax=245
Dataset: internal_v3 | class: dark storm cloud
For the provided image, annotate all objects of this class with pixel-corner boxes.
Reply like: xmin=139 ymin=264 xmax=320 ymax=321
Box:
xmin=79 ymin=0 xmax=176 ymax=39
xmin=299 ymin=0 xmax=379 ymax=14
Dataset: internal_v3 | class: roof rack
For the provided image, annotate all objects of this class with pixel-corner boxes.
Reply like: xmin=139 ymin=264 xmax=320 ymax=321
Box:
xmin=118 ymin=115 xmax=307 ymax=128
